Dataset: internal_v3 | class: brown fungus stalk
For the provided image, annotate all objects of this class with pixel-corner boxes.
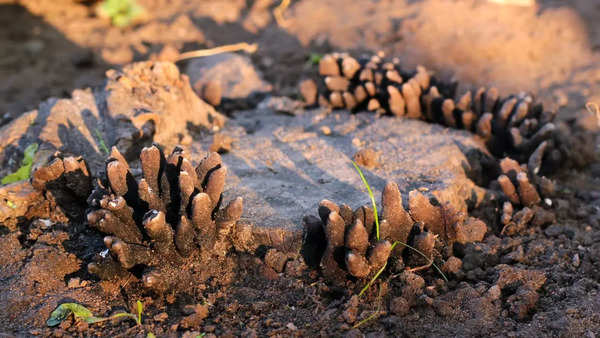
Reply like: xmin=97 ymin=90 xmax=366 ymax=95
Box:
xmin=31 ymin=152 xmax=93 ymax=221
xmin=82 ymin=145 xmax=243 ymax=292
xmin=302 ymin=182 xmax=487 ymax=283
xmin=496 ymin=142 xmax=556 ymax=235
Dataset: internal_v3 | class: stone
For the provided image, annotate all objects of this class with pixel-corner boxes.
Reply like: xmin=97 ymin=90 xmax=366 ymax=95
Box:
xmin=190 ymin=108 xmax=487 ymax=252
xmin=185 ymin=53 xmax=272 ymax=102
xmin=3 ymin=100 xmax=487 ymax=262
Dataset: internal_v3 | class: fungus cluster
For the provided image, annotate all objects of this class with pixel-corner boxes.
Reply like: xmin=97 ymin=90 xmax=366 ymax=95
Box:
xmin=495 ymin=142 xmax=556 ymax=235
xmin=301 ymin=52 xmax=559 ymax=164
xmin=33 ymin=145 xmax=243 ymax=292
xmin=303 ymin=182 xmax=487 ymax=282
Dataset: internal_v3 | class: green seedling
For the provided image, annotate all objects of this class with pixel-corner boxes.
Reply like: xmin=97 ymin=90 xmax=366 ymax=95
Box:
xmin=351 ymin=161 xmax=448 ymax=298
xmin=1 ymin=143 xmax=38 ymax=185
xmin=47 ymin=303 xmax=107 ymax=327
xmin=94 ymin=128 xmax=110 ymax=155
xmin=308 ymin=53 xmax=323 ymax=65
xmin=98 ymin=0 xmax=145 ymax=28
xmin=47 ymin=300 xmax=144 ymax=327
xmin=137 ymin=300 xmax=143 ymax=325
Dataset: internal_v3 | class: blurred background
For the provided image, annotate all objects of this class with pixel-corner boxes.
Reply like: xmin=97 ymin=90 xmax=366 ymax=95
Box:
xmin=1 ymin=0 xmax=599 ymax=122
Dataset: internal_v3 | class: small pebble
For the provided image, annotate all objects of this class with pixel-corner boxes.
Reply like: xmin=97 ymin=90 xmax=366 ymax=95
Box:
xmin=487 ymin=285 xmax=501 ymax=300
xmin=352 ymin=148 xmax=379 ymax=168
xmin=320 ymin=126 xmax=331 ymax=135
xmin=67 ymin=278 xmax=81 ymax=288
xmin=553 ymin=89 xmax=568 ymax=107
xmin=154 ymin=312 xmax=168 ymax=322
xmin=572 ymin=254 xmax=580 ymax=267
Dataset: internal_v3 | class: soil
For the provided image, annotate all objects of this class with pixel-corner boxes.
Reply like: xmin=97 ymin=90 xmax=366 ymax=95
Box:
xmin=1 ymin=0 xmax=600 ymax=337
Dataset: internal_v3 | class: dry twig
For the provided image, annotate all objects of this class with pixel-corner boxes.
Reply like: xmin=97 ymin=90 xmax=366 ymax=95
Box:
xmin=176 ymin=42 xmax=258 ymax=61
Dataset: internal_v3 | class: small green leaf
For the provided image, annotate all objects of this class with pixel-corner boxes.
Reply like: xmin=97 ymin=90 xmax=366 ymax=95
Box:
xmin=94 ymin=129 xmax=110 ymax=155
xmin=308 ymin=53 xmax=323 ymax=65
xmin=136 ymin=300 xmax=143 ymax=325
xmin=1 ymin=143 xmax=38 ymax=185
xmin=47 ymin=301 xmax=143 ymax=328
xmin=147 ymin=333 xmax=157 ymax=338
xmin=99 ymin=0 xmax=145 ymax=28
xmin=47 ymin=303 xmax=100 ymax=327
xmin=6 ymin=200 xmax=16 ymax=209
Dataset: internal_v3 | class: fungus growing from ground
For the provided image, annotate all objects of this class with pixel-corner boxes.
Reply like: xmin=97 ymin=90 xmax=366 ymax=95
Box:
xmin=33 ymin=145 xmax=243 ymax=293
xmin=303 ymin=52 xmax=562 ymax=166
xmin=302 ymin=181 xmax=487 ymax=283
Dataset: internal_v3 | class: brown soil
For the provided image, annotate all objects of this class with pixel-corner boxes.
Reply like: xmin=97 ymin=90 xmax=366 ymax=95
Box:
xmin=1 ymin=0 xmax=600 ymax=337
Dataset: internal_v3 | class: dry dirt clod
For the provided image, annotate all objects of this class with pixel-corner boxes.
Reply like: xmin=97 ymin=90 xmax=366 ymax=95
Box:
xmin=441 ymin=256 xmax=462 ymax=275
xmin=264 ymin=248 xmax=290 ymax=273
xmin=454 ymin=217 xmax=487 ymax=244
xmin=352 ymin=148 xmax=380 ymax=169
xmin=390 ymin=296 xmax=410 ymax=316
xmin=494 ymin=265 xmax=546 ymax=320
xmin=210 ymin=133 xmax=235 ymax=154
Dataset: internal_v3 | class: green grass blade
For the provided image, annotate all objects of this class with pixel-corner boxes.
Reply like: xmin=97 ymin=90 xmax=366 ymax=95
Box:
xmin=136 ymin=300 xmax=143 ymax=325
xmin=351 ymin=161 xmax=380 ymax=240
xmin=351 ymin=159 xmax=448 ymax=297
xmin=395 ymin=241 xmax=448 ymax=282
xmin=94 ymin=129 xmax=110 ymax=155
xmin=354 ymin=284 xmax=385 ymax=328
xmin=358 ymin=240 xmax=448 ymax=297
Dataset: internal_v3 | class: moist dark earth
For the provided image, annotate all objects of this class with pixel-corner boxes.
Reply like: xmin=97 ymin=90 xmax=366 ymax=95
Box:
xmin=1 ymin=0 xmax=600 ymax=337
